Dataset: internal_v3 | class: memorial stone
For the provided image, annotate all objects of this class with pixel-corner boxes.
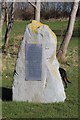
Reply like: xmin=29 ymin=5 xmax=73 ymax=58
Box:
xmin=12 ymin=20 xmax=66 ymax=103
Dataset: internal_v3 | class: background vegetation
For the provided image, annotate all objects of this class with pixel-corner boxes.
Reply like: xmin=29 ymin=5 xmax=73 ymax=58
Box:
xmin=14 ymin=2 xmax=80 ymax=20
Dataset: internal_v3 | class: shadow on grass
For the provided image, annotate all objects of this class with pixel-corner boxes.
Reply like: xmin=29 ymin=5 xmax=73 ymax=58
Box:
xmin=0 ymin=87 xmax=12 ymax=101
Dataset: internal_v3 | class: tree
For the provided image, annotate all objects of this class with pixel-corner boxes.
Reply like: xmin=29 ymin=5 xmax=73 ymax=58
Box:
xmin=0 ymin=1 xmax=6 ymax=31
xmin=27 ymin=0 xmax=41 ymax=21
xmin=57 ymin=0 xmax=79 ymax=62
xmin=4 ymin=2 xmax=9 ymax=26
xmin=3 ymin=1 xmax=15 ymax=51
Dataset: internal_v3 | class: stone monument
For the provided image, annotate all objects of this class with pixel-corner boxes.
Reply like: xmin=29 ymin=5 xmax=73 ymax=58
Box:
xmin=12 ymin=20 xmax=66 ymax=103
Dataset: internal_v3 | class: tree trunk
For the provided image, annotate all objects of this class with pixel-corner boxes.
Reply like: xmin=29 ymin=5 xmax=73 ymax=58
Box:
xmin=34 ymin=0 xmax=40 ymax=21
xmin=3 ymin=2 xmax=15 ymax=51
xmin=57 ymin=1 xmax=79 ymax=62
xmin=0 ymin=1 xmax=5 ymax=31
xmin=28 ymin=0 xmax=41 ymax=21
xmin=4 ymin=2 xmax=8 ymax=26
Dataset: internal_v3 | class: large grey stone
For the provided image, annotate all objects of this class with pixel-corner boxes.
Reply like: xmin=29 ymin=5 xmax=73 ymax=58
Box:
xmin=12 ymin=20 xmax=66 ymax=103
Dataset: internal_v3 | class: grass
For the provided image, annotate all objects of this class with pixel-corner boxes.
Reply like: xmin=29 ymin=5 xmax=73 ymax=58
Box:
xmin=1 ymin=19 xmax=79 ymax=119
xmin=2 ymin=101 xmax=78 ymax=118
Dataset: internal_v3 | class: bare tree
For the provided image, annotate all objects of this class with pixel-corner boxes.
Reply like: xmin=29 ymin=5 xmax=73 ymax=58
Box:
xmin=28 ymin=0 xmax=41 ymax=21
xmin=4 ymin=2 xmax=9 ymax=26
xmin=0 ymin=1 xmax=6 ymax=31
xmin=3 ymin=1 xmax=15 ymax=51
xmin=57 ymin=0 xmax=79 ymax=62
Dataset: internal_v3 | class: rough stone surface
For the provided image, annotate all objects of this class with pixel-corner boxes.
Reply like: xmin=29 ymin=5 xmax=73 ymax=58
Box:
xmin=12 ymin=20 xmax=66 ymax=103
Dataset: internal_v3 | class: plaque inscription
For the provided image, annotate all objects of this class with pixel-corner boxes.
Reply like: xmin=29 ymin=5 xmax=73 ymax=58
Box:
xmin=25 ymin=43 xmax=42 ymax=81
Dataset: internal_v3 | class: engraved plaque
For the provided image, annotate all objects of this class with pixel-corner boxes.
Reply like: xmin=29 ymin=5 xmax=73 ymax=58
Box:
xmin=25 ymin=43 xmax=42 ymax=81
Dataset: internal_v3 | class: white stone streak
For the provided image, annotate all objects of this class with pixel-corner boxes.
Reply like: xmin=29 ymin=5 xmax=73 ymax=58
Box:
xmin=13 ymin=20 xmax=66 ymax=103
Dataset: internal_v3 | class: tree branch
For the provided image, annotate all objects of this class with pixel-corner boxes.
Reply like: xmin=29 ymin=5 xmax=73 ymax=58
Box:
xmin=27 ymin=0 xmax=37 ymax=9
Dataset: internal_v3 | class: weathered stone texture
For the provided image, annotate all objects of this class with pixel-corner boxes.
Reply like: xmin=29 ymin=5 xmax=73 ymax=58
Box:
xmin=13 ymin=20 xmax=66 ymax=103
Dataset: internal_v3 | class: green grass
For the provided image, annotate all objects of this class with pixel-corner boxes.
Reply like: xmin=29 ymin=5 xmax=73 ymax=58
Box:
xmin=2 ymin=101 xmax=78 ymax=118
xmin=1 ymin=19 xmax=79 ymax=119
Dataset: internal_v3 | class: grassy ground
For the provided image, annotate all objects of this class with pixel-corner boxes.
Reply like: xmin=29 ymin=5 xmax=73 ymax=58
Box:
xmin=1 ymin=19 xmax=79 ymax=119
